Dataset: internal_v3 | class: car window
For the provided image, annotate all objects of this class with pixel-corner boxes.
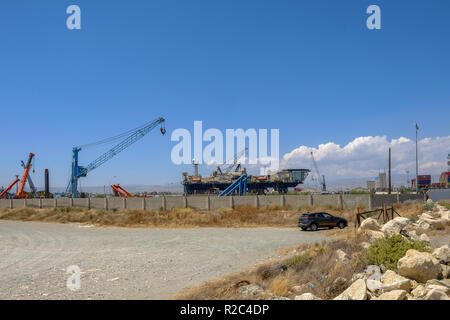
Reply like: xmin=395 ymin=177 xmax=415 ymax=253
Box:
xmin=322 ymin=213 xmax=332 ymax=218
xmin=315 ymin=213 xmax=323 ymax=218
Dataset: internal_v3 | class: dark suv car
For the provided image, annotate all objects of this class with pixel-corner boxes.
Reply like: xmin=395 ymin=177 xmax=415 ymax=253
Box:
xmin=298 ymin=212 xmax=347 ymax=231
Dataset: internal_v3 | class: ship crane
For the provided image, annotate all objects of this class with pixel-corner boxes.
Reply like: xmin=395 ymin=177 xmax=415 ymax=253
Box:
xmin=216 ymin=148 xmax=248 ymax=176
xmin=67 ymin=117 xmax=166 ymax=198
xmin=310 ymin=151 xmax=326 ymax=192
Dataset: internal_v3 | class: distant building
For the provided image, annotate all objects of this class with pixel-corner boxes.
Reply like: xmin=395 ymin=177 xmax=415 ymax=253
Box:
xmin=366 ymin=180 xmax=376 ymax=191
xmin=376 ymin=172 xmax=387 ymax=190
xmin=440 ymin=172 xmax=450 ymax=188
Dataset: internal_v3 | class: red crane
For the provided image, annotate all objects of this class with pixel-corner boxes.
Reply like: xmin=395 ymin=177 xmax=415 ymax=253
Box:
xmin=111 ymin=184 xmax=134 ymax=198
xmin=16 ymin=153 xmax=35 ymax=198
xmin=0 ymin=178 xmax=20 ymax=199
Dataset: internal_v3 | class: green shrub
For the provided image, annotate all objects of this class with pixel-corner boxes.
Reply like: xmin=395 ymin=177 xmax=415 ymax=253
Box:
xmin=367 ymin=235 xmax=430 ymax=271
xmin=424 ymin=202 xmax=436 ymax=211
xmin=288 ymin=252 xmax=313 ymax=267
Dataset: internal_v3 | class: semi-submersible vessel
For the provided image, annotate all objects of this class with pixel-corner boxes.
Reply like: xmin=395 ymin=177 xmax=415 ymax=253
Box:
xmin=182 ymin=161 xmax=310 ymax=195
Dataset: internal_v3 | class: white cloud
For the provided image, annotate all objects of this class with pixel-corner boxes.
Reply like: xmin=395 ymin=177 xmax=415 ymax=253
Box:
xmin=281 ymin=135 xmax=450 ymax=179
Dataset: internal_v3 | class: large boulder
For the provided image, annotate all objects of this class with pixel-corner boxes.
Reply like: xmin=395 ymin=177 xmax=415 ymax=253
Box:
xmin=382 ymin=279 xmax=412 ymax=293
xmin=366 ymin=265 xmax=382 ymax=281
xmin=425 ymin=279 xmax=450 ymax=294
xmin=333 ymin=279 xmax=367 ymax=300
xmin=397 ymin=250 xmax=443 ymax=283
xmin=380 ymin=217 xmax=411 ymax=236
xmin=415 ymin=220 xmax=431 ymax=234
xmin=442 ymin=265 xmax=450 ymax=279
xmin=364 ymin=230 xmax=385 ymax=243
xmin=365 ymin=265 xmax=382 ymax=293
xmin=418 ymin=217 xmax=446 ymax=230
xmin=432 ymin=245 xmax=450 ymax=265
xmin=419 ymin=233 xmax=430 ymax=243
xmin=366 ymin=279 xmax=382 ymax=293
xmin=411 ymin=284 xmax=427 ymax=298
xmin=359 ymin=218 xmax=381 ymax=232
xmin=381 ymin=270 xmax=407 ymax=284
xmin=381 ymin=270 xmax=412 ymax=293
xmin=376 ymin=290 xmax=407 ymax=300
xmin=425 ymin=289 xmax=450 ymax=300
xmin=294 ymin=293 xmax=321 ymax=300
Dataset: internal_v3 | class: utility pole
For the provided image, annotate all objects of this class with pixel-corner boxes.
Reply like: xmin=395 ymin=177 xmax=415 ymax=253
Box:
xmin=415 ymin=123 xmax=419 ymax=193
xmin=406 ymin=170 xmax=410 ymax=188
xmin=388 ymin=147 xmax=392 ymax=194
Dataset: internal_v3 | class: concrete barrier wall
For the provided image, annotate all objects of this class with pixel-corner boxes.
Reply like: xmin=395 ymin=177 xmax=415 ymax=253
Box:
xmin=145 ymin=197 xmax=163 ymax=211
xmin=0 ymin=194 xmax=425 ymax=211
xmin=90 ymin=198 xmax=106 ymax=210
xmin=0 ymin=199 xmax=10 ymax=209
xmin=285 ymin=195 xmax=310 ymax=209
xmin=166 ymin=196 xmax=185 ymax=209
xmin=233 ymin=196 xmax=257 ymax=208
xmin=108 ymin=198 xmax=124 ymax=210
xmin=210 ymin=197 xmax=230 ymax=210
xmin=26 ymin=199 xmax=41 ymax=208
xmin=73 ymin=198 xmax=89 ymax=208
xmin=259 ymin=196 xmax=282 ymax=208
xmin=41 ymin=199 xmax=56 ymax=208
xmin=342 ymin=195 xmax=370 ymax=209
xmin=312 ymin=194 xmax=340 ymax=207
xmin=13 ymin=199 xmax=26 ymax=208
xmin=56 ymin=198 xmax=71 ymax=208
xmin=127 ymin=198 xmax=144 ymax=210
xmin=186 ymin=196 xmax=209 ymax=210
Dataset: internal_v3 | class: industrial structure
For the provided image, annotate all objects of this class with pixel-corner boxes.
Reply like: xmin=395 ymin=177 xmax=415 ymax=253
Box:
xmin=111 ymin=184 xmax=133 ymax=198
xmin=67 ymin=117 xmax=165 ymax=198
xmin=0 ymin=153 xmax=40 ymax=199
xmin=182 ymin=149 xmax=310 ymax=195
xmin=310 ymin=151 xmax=326 ymax=192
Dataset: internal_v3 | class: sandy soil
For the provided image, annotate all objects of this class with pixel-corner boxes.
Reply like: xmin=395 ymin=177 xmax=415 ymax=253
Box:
xmin=0 ymin=220 xmax=324 ymax=299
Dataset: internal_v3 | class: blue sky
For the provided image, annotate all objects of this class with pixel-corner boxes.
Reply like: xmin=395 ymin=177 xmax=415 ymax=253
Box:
xmin=1 ymin=0 xmax=449 ymax=189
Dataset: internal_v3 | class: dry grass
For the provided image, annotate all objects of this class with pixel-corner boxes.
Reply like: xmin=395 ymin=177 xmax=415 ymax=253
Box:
xmin=173 ymin=235 xmax=369 ymax=300
xmin=0 ymin=206 xmax=300 ymax=228
xmin=0 ymin=202 xmax=424 ymax=229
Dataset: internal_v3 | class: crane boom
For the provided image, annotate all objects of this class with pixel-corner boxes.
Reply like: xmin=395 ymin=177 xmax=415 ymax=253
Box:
xmin=16 ymin=153 xmax=35 ymax=198
xmin=0 ymin=178 xmax=20 ymax=199
xmin=217 ymin=148 xmax=248 ymax=175
xmin=68 ymin=117 xmax=165 ymax=198
xmin=21 ymin=160 xmax=37 ymax=196
xmin=310 ymin=151 xmax=326 ymax=192
xmin=111 ymin=184 xmax=133 ymax=198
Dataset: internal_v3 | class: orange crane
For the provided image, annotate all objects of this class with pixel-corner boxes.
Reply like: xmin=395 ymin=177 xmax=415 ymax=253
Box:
xmin=111 ymin=184 xmax=134 ymax=198
xmin=16 ymin=153 xmax=35 ymax=198
xmin=0 ymin=178 xmax=20 ymax=199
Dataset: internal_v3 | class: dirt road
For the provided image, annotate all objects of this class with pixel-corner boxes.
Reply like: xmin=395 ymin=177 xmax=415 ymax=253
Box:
xmin=0 ymin=221 xmax=324 ymax=299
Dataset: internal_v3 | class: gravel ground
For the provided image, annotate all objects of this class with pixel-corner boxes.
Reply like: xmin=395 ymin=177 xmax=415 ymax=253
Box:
xmin=0 ymin=220 xmax=324 ymax=300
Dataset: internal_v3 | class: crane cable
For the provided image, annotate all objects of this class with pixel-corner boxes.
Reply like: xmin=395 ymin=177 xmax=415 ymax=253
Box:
xmin=77 ymin=120 xmax=165 ymax=149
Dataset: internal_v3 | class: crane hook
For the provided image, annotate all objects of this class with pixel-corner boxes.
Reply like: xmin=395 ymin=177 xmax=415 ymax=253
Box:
xmin=160 ymin=126 xmax=166 ymax=135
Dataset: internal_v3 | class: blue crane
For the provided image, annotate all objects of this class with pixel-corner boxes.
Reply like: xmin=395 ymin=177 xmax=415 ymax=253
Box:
xmin=67 ymin=117 xmax=166 ymax=198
